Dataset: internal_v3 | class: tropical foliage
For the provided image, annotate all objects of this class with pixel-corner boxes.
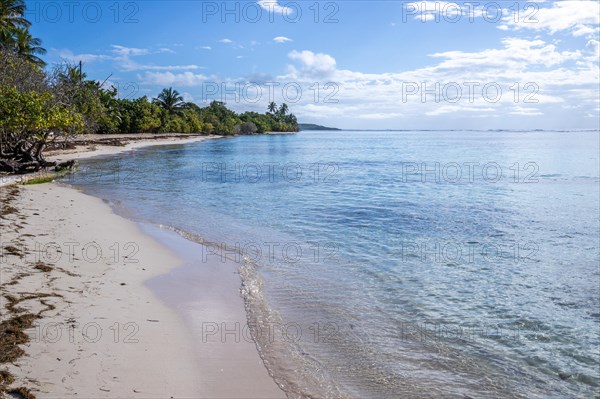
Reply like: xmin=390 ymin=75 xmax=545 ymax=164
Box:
xmin=153 ymin=87 xmax=185 ymax=114
xmin=0 ymin=85 xmax=84 ymax=172
xmin=0 ymin=0 xmax=298 ymax=173
xmin=0 ymin=0 xmax=46 ymax=66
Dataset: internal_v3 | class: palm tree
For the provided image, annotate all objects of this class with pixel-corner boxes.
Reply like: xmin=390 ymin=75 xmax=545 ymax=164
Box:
xmin=278 ymin=103 xmax=289 ymax=116
xmin=12 ymin=27 xmax=46 ymax=66
xmin=267 ymin=102 xmax=277 ymax=114
xmin=153 ymin=87 xmax=185 ymax=114
xmin=58 ymin=63 xmax=86 ymax=83
xmin=0 ymin=0 xmax=29 ymax=49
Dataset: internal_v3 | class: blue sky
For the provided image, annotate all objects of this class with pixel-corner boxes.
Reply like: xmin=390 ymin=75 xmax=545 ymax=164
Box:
xmin=26 ymin=0 xmax=600 ymax=130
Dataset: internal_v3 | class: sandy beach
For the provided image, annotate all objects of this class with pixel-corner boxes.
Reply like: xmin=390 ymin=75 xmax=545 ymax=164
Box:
xmin=0 ymin=137 xmax=285 ymax=398
xmin=46 ymin=134 xmax=219 ymax=163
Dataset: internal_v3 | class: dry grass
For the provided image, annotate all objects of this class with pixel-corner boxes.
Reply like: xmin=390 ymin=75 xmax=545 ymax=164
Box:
xmin=3 ymin=246 xmax=23 ymax=258
xmin=0 ymin=313 xmax=39 ymax=363
xmin=0 ymin=369 xmax=14 ymax=386
xmin=0 ymin=205 xmax=18 ymax=217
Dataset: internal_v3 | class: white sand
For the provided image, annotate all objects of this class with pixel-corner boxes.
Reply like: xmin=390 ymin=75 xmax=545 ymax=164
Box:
xmin=0 ymin=139 xmax=285 ymax=398
xmin=46 ymin=135 xmax=216 ymax=163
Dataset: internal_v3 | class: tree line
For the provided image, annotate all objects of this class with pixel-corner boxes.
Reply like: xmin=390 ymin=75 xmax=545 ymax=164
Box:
xmin=0 ymin=0 xmax=299 ymax=173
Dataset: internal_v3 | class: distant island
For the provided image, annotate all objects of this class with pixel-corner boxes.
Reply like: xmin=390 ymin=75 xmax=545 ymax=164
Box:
xmin=298 ymin=123 xmax=341 ymax=131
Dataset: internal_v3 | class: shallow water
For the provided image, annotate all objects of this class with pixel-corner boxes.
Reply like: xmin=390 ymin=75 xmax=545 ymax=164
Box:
xmin=65 ymin=131 xmax=600 ymax=398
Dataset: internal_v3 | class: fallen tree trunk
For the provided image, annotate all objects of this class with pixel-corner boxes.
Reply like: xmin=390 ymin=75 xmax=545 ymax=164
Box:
xmin=0 ymin=159 xmax=57 ymax=174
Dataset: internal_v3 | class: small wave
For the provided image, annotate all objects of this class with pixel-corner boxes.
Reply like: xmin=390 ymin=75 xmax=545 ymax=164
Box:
xmin=156 ymin=223 xmax=349 ymax=399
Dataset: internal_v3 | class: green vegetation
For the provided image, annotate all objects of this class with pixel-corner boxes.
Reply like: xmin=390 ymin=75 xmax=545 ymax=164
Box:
xmin=0 ymin=0 xmax=298 ymax=174
xmin=0 ymin=0 xmax=45 ymax=66
xmin=0 ymin=63 xmax=85 ymax=173
xmin=21 ymin=175 xmax=56 ymax=185
xmin=298 ymin=123 xmax=340 ymax=131
xmin=22 ymin=165 xmax=75 ymax=185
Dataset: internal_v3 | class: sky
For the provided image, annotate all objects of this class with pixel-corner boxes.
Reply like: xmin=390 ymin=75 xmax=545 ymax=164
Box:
xmin=26 ymin=0 xmax=600 ymax=130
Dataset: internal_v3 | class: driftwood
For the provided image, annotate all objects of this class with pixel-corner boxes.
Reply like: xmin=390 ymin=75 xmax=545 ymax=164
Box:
xmin=55 ymin=160 xmax=76 ymax=171
xmin=0 ymin=159 xmax=56 ymax=174
xmin=0 ymin=131 xmax=73 ymax=174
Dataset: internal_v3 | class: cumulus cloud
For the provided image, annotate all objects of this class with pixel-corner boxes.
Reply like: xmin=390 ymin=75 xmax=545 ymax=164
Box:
xmin=220 ymin=38 xmax=234 ymax=44
xmin=405 ymin=1 xmax=600 ymax=39
xmin=500 ymin=0 xmax=600 ymax=37
xmin=268 ymin=37 xmax=598 ymax=128
xmin=429 ymin=38 xmax=582 ymax=70
xmin=287 ymin=50 xmax=337 ymax=77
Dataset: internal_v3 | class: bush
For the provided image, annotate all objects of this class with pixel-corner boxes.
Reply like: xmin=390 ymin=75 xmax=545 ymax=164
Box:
xmin=0 ymin=51 xmax=47 ymax=93
xmin=233 ymin=122 xmax=258 ymax=135
xmin=0 ymin=85 xmax=84 ymax=172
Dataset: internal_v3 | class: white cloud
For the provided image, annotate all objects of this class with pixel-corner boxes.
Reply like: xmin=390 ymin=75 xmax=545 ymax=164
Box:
xmin=54 ymin=47 xmax=199 ymax=72
xmin=510 ymin=106 xmax=544 ymax=116
xmin=572 ymin=24 xmax=599 ymax=37
xmin=125 ymin=63 xmax=200 ymax=71
xmin=404 ymin=1 xmax=488 ymax=22
xmin=220 ymin=38 xmax=233 ymax=44
xmin=257 ymin=0 xmax=294 ymax=15
xmin=111 ymin=45 xmax=150 ymax=56
xmin=425 ymin=106 xmax=496 ymax=117
xmin=65 ymin=42 xmax=211 ymax=75
xmin=587 ymin=39 xmax=600 ymax=58
xmin=105 ymin=45 xmax=200 ymax=71
xmin=56 ymin=49 xmax=113 ymax=63
xmin=273 ymin=36 xmax=293 ymax=43
xmin=138 ymin=71 xmax=207 ymax=87
xmin=429 ymin=38 xmax=582 ymax=70
xmin=294 ymin=104 xmax=353 ymax=118
xmin=288 ymin=50 xmax=337 ymax=77
xmin=500 ymin=0 xmax=600 ymax=37
xmin=182 ymin=92 xmax=195 ymax=102
xmin=405 ymin=1 xmax=600 ymax=39
xmin=264 ymin=37 xmax=598 ymax=128
xmin=199 ymin=46 xmax=212 ymax=50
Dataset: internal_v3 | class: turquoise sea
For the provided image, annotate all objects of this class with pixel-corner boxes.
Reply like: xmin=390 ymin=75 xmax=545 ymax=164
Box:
xmin=65 ymin=131 xmax=600 ymax=398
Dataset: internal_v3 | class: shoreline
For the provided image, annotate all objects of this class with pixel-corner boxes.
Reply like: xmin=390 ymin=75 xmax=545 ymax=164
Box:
xmin=0 ymin=134 xmax=222 ymax=187
xmin=46 ymin=133 xmax=222 ymax=164
xmin=0 ymin=136 xmax=285 ymax=397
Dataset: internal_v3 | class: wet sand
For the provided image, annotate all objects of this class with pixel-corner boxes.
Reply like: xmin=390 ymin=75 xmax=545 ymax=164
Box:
xmin=0 ymin=138 xmax=285 ymax=398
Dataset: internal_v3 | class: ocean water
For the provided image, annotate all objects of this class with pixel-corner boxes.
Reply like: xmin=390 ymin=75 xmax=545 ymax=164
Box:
xmin=65 ymin=131 xmax=600 ymax=398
